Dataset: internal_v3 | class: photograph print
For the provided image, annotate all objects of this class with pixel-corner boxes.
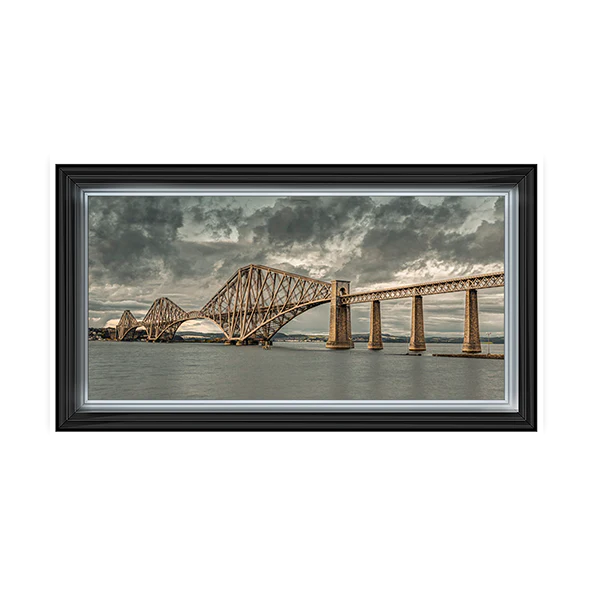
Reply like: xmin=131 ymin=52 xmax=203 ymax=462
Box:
xmin=88 ymin=193 xmax=505 ymax=403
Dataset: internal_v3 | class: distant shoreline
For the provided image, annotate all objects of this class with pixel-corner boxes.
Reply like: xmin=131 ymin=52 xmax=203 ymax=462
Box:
xmin=89 ymin=328 xmax=504 ymax=343
xmin=89 ymin=327 xmax=504 ymax=344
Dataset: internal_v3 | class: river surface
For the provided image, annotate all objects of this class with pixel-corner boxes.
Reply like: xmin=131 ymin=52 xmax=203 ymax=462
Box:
xmin=88 ymin=341 xmax=504 ymax=401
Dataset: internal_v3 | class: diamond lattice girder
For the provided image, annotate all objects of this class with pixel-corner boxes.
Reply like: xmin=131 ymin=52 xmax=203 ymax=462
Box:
xmin=339 ymin=272 xmax=505 ymax=305
xmin=197 ymin=264 xmax=332 ymax=341
xmin=113 ymin=265 xmax=505 ymax=343
xmin=116 ymin=309 xmax=140 ymax=340
xmin=142 ymin=297 xmax=190 ymax=341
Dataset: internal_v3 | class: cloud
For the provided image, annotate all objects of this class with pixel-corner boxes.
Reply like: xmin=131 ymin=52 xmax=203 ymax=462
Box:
xmin=336 ymin=196 xmax=504 ymax=286
xmin=89 ymin=196 xmax=186 ymax=286
xmin=247 ymin=196 xmax=375 ymax=249
xmin=88 ymin=298 xmax=154 ymax=312
xmin=188 ymin=199 xmax=246 ymax=240
xmin=88 ymin=194 xmax=505 ymax=333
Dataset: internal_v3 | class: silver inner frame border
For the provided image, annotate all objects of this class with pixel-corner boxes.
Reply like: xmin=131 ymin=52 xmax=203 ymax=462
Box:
xmin=79 ymin=185 xmax=519 ymax=413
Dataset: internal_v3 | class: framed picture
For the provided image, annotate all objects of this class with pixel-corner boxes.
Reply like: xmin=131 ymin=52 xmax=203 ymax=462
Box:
xmin=56 ymin=165 xmax=537 ymax=431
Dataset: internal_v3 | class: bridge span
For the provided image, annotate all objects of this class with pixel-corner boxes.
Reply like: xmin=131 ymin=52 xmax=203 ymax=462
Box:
xmin=114 ymin=264 xmax=504 ymax=354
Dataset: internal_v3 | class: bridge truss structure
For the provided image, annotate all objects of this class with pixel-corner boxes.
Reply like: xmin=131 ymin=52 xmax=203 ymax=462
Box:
xmin=115 ymin=265 xmax=332 ymax=343
xmin=339 ymin=272 xmax=505 ymax=305
xmin=114 ymin=266 xmax=504 ymax=344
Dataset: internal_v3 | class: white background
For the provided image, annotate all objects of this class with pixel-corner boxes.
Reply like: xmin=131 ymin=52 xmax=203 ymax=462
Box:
xmin=1 ymin=2 xmax=594 ymax=596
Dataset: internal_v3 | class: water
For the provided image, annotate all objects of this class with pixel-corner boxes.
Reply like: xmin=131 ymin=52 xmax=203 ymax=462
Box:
xmin=88 ymin=341 xmax=504 ymax=401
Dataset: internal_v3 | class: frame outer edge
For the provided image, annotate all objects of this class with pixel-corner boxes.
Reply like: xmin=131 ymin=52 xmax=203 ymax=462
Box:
xmin=55 ymin=165 xmax=538 ymax=431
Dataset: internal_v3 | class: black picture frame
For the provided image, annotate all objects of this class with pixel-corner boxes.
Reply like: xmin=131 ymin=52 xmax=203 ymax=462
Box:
xmin=56 ymin=165 xmax=537 ymax=431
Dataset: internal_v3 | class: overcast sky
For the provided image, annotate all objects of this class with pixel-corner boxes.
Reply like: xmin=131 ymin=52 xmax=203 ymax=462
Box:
xmin=88 ymin=195 xmax=505 ymax=336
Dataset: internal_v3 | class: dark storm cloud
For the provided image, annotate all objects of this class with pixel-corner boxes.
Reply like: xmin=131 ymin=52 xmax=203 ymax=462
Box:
xmin=89 ymin=196 xmax=186 ymax=285
xmin=89 ymin=194 xmax=505 ymax=332
xmin=493 ymin=196 xmax=505 ymax=220
xmin=335 ymin=196 xmax=504 ymax=284
xmin=189 ymin=200 xmax=245 ymax=239
xmin=247 ymin=196 xmax=375 ymax=249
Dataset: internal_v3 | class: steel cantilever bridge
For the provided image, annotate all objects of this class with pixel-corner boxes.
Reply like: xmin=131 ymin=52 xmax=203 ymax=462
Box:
xmin=115 ymin=264 xmax=504 ymax=353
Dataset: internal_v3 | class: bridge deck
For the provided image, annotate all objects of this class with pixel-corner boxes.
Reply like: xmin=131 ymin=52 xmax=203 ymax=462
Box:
xmin=115 ymin=266 xmax=505 ymax=342
xmin=340 ymin=272 xmax=504 ymax=305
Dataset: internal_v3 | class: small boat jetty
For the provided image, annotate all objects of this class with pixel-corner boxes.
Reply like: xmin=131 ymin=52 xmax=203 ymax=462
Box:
xmin=432 ymin=353 xmax=504 ymax=359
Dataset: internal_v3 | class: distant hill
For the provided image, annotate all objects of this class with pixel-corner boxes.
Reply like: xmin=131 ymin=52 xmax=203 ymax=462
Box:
xmin=271 ymin=333 xmax=504 ymax=344
xmin=175 ymin=331 xmax=221 ymax=338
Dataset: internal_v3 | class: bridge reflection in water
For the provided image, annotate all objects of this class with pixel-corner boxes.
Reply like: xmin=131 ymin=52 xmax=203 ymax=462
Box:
xmin=115 ymin=264 xmax=504 ymax=354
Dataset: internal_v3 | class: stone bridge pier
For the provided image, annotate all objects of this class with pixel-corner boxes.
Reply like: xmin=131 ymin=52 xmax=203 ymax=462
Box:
xmin=368 ymin=300 xmax=383 ymax=350
xmin=462 ymin=289 xmax=481 ymax=353
xmin=407 ymin=290 xmax=483 ymax=353
xmin=326 ymin=280 xmax=354 ymax=349
xmin=409 ymin=295 xmax=426 ymax=351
